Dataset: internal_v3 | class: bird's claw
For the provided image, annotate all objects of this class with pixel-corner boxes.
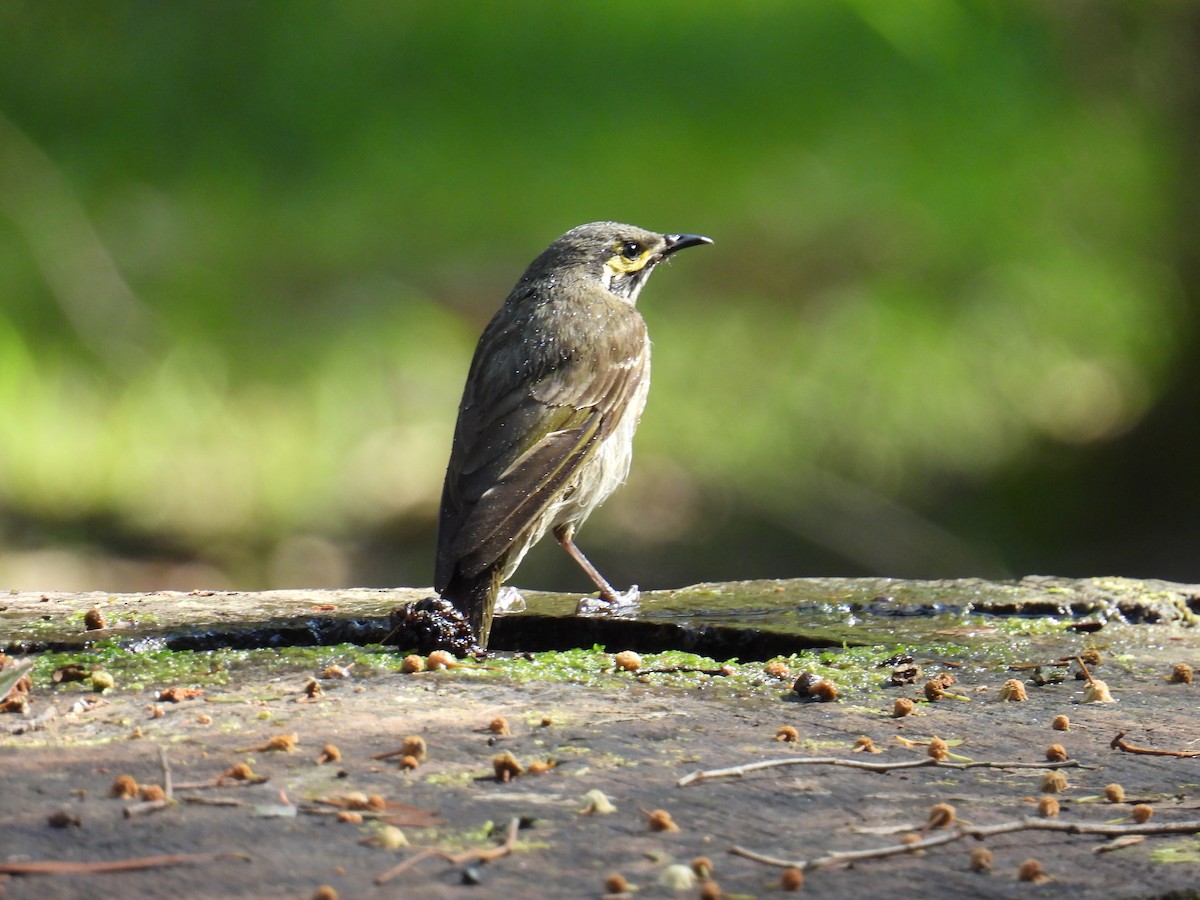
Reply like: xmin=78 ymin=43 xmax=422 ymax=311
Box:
xmin=576 ymin=585 xmax=640 ymax=618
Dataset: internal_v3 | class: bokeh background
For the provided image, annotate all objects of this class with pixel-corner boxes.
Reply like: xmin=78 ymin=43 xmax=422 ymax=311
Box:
xmin=1 ymin=1 xmax=1198 ymax=594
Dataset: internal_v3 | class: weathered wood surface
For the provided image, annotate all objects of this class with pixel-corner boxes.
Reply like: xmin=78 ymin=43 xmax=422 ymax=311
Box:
xmin=2 ymin=578 xmax=1199 ymax=899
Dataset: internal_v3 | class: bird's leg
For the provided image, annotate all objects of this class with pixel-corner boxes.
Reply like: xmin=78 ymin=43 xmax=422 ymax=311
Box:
xmin=553 ymin=524 xmax=639 ymax=614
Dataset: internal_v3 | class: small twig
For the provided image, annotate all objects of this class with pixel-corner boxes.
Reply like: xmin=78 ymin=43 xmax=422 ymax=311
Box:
xmin=159 ymin=745 xmax=173 ymax=800
xmin=3 ymin=705 xmax=57 ymax=735
xmin=374 ymin=817 xmax=521 ymax=885
xmin=0 ymin=851 xmax=247 ymax=876
xmin=1008 ymin=661 xmax=1070 ymax=671
xmin=1111 ymin=731 xmax=1200 ymax=759
xmin=731 ymin=817 xmax=1200 ymax=871
xmin=678 ymin=755 xmax=1085 ymax=787
xmin=1075 ymin=654 xmax=1094 ymax=683
xmin=123 ymin=799 xmax=172 ymax=819
xmin=183 ymin=797 xmax=248 ymax=808
xmin=639 ymin=666 xmax=732 ymax=676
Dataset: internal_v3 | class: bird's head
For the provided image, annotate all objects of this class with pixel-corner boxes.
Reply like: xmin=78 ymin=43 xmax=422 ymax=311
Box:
xmin=527 ymin=222 xmax=712 ymax=304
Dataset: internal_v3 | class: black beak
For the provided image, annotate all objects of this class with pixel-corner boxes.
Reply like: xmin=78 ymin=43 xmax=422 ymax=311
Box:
xmin=662 ymin=233 xmax=714 ymax=256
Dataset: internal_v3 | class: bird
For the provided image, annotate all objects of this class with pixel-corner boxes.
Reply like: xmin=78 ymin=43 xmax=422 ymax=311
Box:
xmin=434 ymin=221 xmax=712 ymax=648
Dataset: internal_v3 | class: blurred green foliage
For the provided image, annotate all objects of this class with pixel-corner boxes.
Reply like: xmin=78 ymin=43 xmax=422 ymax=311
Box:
xmin=0 ymin=1 xmax=1196 ymax=590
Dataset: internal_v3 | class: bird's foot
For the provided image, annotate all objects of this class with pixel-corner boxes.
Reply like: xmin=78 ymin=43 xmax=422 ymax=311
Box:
xmin=496 ymin=586 xmax=527 ymax=615
xmin=576 ymin=585 xmax=640 ymax=618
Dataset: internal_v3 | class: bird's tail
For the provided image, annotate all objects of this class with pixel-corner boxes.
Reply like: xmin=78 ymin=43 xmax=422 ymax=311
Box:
xmin=439 ymin=564 xmax=503 ymax=649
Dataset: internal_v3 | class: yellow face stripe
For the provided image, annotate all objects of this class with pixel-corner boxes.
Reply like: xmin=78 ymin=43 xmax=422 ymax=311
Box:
xmin=604 ymin=245 xmax=655 ymax=275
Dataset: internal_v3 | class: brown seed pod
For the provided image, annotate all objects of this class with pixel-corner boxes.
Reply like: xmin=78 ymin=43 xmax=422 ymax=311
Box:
xmin=764 ymin=661 xmax=791 ymax=680
xmin=613 ymin=650 xmax=642 ymax=672
xmin=223 ymin=763 xmax=255 ymax=781
xmin=400 ymin=754 xmax=420 ymax=771
xmin=527 ymin=760 xmax=557 ymax=775
xmin=1045 ymin=743 xmax=1068 ymax=762
xmin=426 ymin=650 xmax=455 ymax=670
xmin=604 ymin=872 xmax=627 ymax=893
xmin=698 ymin=881 xmax=722 ymax=900
xmin=807 ymin=679 xmax=839 ymax=703
xmin=969 ymin=846 xmax=993 ymax=872
xmin=493 ymin=751 xmax=523 ymax=783
xmin=304 ymin=678 xmax=323 ymax=698
xmin=195 ymin=714 xmax=212 ymax=725
xmin=775 ymin=725 xmax=799 ymax=743
xmin=1131 ymin=803 xmax=1153 ymax=823
xmin=1037 ymin=796 xmax=1060 ymax=818
xmin=1082 ymin=679 xmax=1115 ymax=703
xmin=83 ymin=608 xmax=106 ymax=630
xmin=1104 ymin=783 xmax=1126 ymax=803
xmin=320 ymin=663 xmax=351 ymax=679
xmin=312 ymin=886 xmax=339 ymax=900
xmin=336 ymin=811 xmax=363 ymax=824
xmin=401 ymin=735 xmax=427 ymax=761
xmin=853 ymin=736 xmax=881 ymax=753
xmin=927 ymin=802 xmax=956 ymax=829
xmin=1169 ymin=663 xmax=1193 ymax=684
xmin=923 ymin=680 xmax=945 ymax=702
xmin=933 ymin=672 xmax=958 ymax=688
xmin=998 ymin=679 xmax=1028 ymax=701
xmin=110 ymin=775 xmax=139 ymax=799
xmin=539 ymin=715 xmax=553 ymax=727
xmin=893 ymin=697 xmax=915 ymax=718
xmin=489 ymin=716 xmax=511 ymax=736
xmin=316 ymin=743 xmax=341 ymax=765
xmin=927 ymin=737 xmax=950 ymax=761
xmin=1041 ymin=770 xmax=1068 ymax=793
xmin=691 ymin=856 xmax=714 ymax=878
xmin=1051 ymin=714 xmax=1070 ymax=731
xmin=139 ymin=784 xmax=165 ymax=802
xmin=400 ymin=654 xmax=426 ymax=673
xmin=646 ymin=808 xmax=679 ymax=832
xmin=780 ymin=867 xmax=805 ymax=891
xmin=263 ymin=733 xmax=298 ymax=752
xmin=1080 ymin=649 xmax=1102 ymax=667
xmin=1018 ymin=858 xmax=1049 ymax=883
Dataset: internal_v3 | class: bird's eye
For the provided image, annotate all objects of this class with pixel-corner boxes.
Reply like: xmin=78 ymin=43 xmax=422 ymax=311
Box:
xmin=620 ymin=241 xmax=642 ymax=260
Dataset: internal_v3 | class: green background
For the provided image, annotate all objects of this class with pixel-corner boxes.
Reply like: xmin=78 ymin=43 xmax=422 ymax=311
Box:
xmin=1 ymin=1 xmax=1197 ymax=592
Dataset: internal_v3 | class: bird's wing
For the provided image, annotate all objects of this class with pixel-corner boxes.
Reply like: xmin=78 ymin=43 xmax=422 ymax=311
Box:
xmin=435 ymin=300 xmax=647 ymax=586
